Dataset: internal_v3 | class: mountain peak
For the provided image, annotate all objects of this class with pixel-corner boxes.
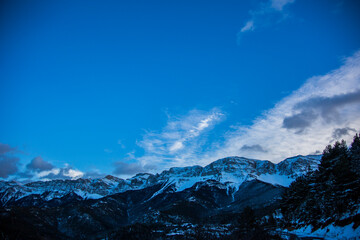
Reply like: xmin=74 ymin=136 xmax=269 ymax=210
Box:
xmin=104 ymin=175 xmax=121 ymax=181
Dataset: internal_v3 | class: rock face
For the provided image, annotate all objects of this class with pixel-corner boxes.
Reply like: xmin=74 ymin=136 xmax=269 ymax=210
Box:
xmin=0 ymin=155 xmax=321 ymax=207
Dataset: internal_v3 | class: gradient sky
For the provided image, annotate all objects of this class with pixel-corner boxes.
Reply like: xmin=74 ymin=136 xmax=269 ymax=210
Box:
xmin=1 ymin=0 xmax=360 ymax=180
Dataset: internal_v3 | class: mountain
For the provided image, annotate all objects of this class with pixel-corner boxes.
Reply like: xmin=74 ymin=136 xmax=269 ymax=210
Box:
xmin=0 ymin=155 xmax=321 ymax=207
xmin=0 ymin=155 xmax=323 ymax=239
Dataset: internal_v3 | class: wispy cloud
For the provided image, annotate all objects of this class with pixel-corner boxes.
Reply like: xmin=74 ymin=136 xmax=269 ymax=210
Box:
xmin=238 ymin=0 xmax=295 ymax=42
xmin=271 ymin=0 xmax=295 ymax=11
xmin=240 ymin=20 xmax=255 ymax=33
xmin=117 ymin=139 xmax=126 ymax=149
xmin=133 ymin=108 xmax=224 ymax=171
xmin=104 ymin=148 xmax=113 ymax=153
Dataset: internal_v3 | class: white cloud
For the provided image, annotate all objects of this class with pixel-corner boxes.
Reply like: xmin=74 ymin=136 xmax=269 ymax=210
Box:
xmin=64 ymin=168 xmax=84 ymax=178
xmin=199 ymin=50 xmax=360 ymax=163
xmin=104 ymin=148 xmax=113 ymax=153
xmin=35 ymin=164 xmax=84 ymax=180
xmin=238 ymin=0 xmax=295 ymax=41
xmin=136 ymin=108 xmax=224 ymax=169
xmin=117 ymin=139 xmax=126 ymax=148
xmin=271 ymin=0 xmax=295 ymax=11
xmin=169 ymin=141 xmax=184 ymax=152
xmin=37 ymin=168 xmax=60 ymax=178
xmin=241 ymin=20 xmax=255 ymax=33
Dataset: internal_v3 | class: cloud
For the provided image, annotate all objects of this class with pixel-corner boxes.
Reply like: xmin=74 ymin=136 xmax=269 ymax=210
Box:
xmin=0 ymin=143 xmax=22 ymax=178
xmin=82 ymin=170 xmax=106 ymax=179
xmin=26 ymin=156 xmax=54 ymax=172
xmin=36 ymin=165 xmax=84 ymax=180
xmin=240 ymin=20 xmax=254 ymax=32
xmin=282 ymin=110 xmax=318 ymax=131
xmin=271 ymin=0 xmax=295 ymax=11
xmin=200 ymin=50 xmax=360 ymax=163
xmin=113 ymin=162 xmax=144 ymax=175
xmin=291 ymin=90 xmax=360 ymax=123
xmin=0 ymin=143 xmax=18 ymax=155
xmin=282 ymin=90 xmax=360 ymax=132
xmin=136 ymin=108 xmax=224 ymax=170
xmin=104 ymin=148 xmax=113 ymax=153
xmin=238 ymin=0 xmax=295 ymax=40
xmin=0 ymin=155 xmax=20 ymax=178
xmin=0 ymin=143 xmax=91 ymax=181
xmin=332 ymin=127 xmax=357 ymax=140
xmin=240 ymin=144 xmax=268 ymax=153
xmin=117 ymin=140 xmax=126 ymax=149
xmin=18 ymin=165 xmax=87 ymax=181
xmin=169 ymin=141 xmax=184 ymax=152
xmin=113 ymin=161 xmax=156 ymax=176
xmin=37 ymin=168 xmax=61 ymax=178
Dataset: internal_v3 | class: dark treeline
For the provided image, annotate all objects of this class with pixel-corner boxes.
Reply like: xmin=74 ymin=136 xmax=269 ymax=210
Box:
xmin=281 ymin=133 xmax=360 ymax=228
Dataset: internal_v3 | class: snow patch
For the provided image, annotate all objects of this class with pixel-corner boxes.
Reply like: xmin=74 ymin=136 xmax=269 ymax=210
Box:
xmin=257 ymin=173 xmax=294 ymax=187
xmin=287 ymin=223 xmax=360 ymax=239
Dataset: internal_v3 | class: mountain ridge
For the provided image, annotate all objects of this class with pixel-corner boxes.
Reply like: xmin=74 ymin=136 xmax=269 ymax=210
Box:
xmin=0 ymin=154 xmax=321 ymax=207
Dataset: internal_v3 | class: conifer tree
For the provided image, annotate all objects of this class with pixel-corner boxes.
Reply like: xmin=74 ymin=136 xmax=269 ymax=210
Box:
xmin=350 ymin=133 xmax=360 ymax=175
xmin=281 ymin=133 xmax=360 ymax=226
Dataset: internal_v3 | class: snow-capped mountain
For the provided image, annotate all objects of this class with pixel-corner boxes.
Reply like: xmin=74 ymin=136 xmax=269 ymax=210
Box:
xmin=0 ymin=155 xmax=321 ymax=206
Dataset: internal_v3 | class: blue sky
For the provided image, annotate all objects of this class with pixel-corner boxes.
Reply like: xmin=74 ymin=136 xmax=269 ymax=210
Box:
xmin=1 ymin=0 xmax=360 ymax=180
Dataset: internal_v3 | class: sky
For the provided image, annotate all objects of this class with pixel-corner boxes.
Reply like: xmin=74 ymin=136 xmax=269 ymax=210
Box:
xmin=1 ymin=0 xmax=360 ymax=181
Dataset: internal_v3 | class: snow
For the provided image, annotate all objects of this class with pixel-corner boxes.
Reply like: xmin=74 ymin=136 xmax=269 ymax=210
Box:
xmin=74 ymin=190 xmax=103 ymax=199
xmin=172 ymin=176 xmax=211 ymax=192
xmin=166 ymin=230 xmax=185 ymax=236
xmin=129 ymin=173 xmax=153 ymax=181
xmin=146 ymin=180 xmax=176 ymax=201
xmin=101 ymin=178 xmax=118 ymax=185
xmin=287 ymin=223 xmax=360 ymax=239
xmin=257 ymin=173 xmax=295 ymax=187
xmin=218 ymin=172 xmax=247 ymax=188
xmin=168 ymin=170 xmax=293 ymax=193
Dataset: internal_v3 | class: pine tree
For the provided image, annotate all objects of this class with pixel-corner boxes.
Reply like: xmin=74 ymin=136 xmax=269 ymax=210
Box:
xmin=281 ymin=173 xmax=313 ymax=223
xmin=349 ymin=133 xmax=360 ymax=204
xmin=281 ymin=134 xmax=360 ymax=227
xmin=350 ymin=133 xmax=360 ymax=175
